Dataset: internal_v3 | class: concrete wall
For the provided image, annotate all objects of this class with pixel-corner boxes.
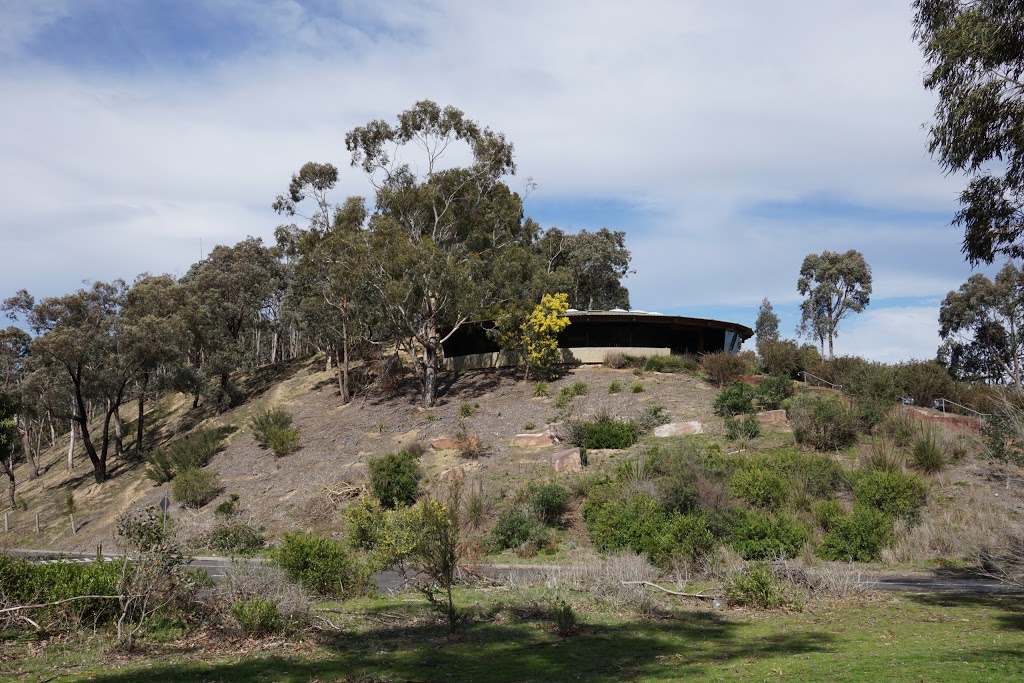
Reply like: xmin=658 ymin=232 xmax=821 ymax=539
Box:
xmin=446 ymin=347 xmax=671 ymax=372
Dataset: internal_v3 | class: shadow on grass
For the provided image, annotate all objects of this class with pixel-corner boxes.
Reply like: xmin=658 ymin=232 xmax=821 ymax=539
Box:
xmin=81 ymin=606 xmax=834 ymax=683
xmin=904 ymin=592 xmax=1024 ymax=632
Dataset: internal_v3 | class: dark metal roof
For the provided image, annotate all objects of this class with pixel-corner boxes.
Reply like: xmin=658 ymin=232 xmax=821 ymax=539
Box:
xmin=563 ymin=310 xmax=753 ymax=340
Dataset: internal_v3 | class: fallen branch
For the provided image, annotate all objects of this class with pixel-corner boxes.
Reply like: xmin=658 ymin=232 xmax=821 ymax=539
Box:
xmin=0 ymin=595 xmax=121 ymax=614
xmin=620 ymin=581 xmax=721 ymax=600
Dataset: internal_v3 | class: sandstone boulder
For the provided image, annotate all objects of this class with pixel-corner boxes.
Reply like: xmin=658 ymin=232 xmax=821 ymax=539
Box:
xmin=653 ymin=421 xmax=703 ymax=437
xmin=550 ymin=448 xmax=582 ymax=473
xmin=511 ymin=432 xmax=555 ymax=448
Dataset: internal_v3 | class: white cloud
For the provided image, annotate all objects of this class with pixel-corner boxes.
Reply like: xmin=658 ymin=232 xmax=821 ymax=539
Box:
xmin=833 ymin=305 xmax=944 ymax=363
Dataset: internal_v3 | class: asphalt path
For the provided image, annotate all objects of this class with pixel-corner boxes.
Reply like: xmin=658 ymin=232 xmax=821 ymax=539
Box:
xmin=5 ymin=549 xmax=1020 ymax=595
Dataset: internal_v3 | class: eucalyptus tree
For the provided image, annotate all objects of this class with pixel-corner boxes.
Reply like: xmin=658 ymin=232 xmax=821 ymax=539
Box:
xmin=345 ymin=100 xmax=535 ymax=406
xmin=754 ymin=298 xmax=780 ymax=353
xmin=796 ymin=250 xmax=872 ymax=360
xmin=0 ymin=391 xmax=18 ymax=508
xmin=537 ymin=227 xmax=633 ymax=310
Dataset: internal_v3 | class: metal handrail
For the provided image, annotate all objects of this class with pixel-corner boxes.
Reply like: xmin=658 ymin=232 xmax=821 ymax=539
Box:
xmin=800 ymin=371 xmax=842 ymax=391
xmin=935 ymin=398 xmax=989 ymax=419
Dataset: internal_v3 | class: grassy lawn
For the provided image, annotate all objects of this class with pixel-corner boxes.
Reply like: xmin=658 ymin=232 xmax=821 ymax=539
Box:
xmin=4 ymin=589 xmax=1023 ymax=682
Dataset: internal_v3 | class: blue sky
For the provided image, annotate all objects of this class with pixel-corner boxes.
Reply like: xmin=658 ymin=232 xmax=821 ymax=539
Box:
xmin=0 ymin=0 xmax=997 ymax=361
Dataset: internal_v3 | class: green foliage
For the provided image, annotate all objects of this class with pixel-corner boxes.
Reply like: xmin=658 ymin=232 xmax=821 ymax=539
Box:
xmin=251 ymin=408 xmax=299 ymax=456
xmin=466 ymin=486 xmax=485 ymax=529
xmin=554 ymin=381 xmax=589 ymax=408
xmin=215 ymin=493 xmax=241 ymax=518
xmin=551 ymin=599 xmax=578 ymax=636
xmin=754 ymin=375 xmax=794 ymax=411
xmin=637 ymin=404 xmax=671 ymax=430
xmin=644 ymin=354 xmax=699 ymax=374
xmin=0 ymin=554 xmax=122 ymax=626
xmin=368 ymin=451 xmax=423 ymax=508
xmin=861 ymin=438 xmax=905 ymax=473
xmin=758 ymin=339 xmax=808 ymax=378
xmin=730 ymin=465 xmax=787 ymax=510
xmin=144 ymin=428 xmax=223 ymax=484
xmin=171 ymin=467 xmax=221 ymax=508
xmin=879 ymin=410 xmax=918 ymax=448
xmin=231 ymin=597 xmax=282 ymax=636
xmin=661 ymin=513 xmax=717 ymax=565
xmin=726 ymin=509 xmax=809 ymax=560
xmin=714 ymin=381 xmax=755 ymax=417
xmin=853 ymin=469 xmax=928 ymax=523
xmin=583 ymin=493 xmax=665 ymax=556
xmin=700 ymin=351 xmax=748 ymax=386
xmin=209 ymin=523 xmax=266 ymax=555
xmin=630 ymin=381 xmax=645 ymax=393
xmin=819 ymin=506 xmax=894 ymax=562
xmin=533 ymin=381 xmax=550 ymax=398
xmin=789 ymin=392 xmax=860 ymax=450
xmin=812 ymin=499 xmax=846 ymax=531
xmin=725 ymin=561 xmax=790 ymax=609
xmin=911 ymin=426 xmax=946 ymax=474
xmin=266 ymin=424 xmax=300 ymax=456
xmin=797 ymin=250 xmax=872 ymax=359
xmin=569 ymin=414 xmax=642 ymax=449
xmin=983 ymin=400 xmax=1024 ymax=466
xmin=725 ymin=415 xmax=761 ymax=441
xmin=274 ymin=532 xmax=369 ymax=598
xmin=898 ymin=361 xmax=954 ymax=408
xmin=755 ymin=298 xmax=780 ymax=348
xmin=528 ymin=482 xmax=571 ymax=526
xmin=608 ymin=380 xmax=623 ymax=394
xmin=519 ymin=293 xmax=572 ymax=380
xmin=844 ymin=361 xmax=902 ymax=428
xmin=489 ymin=507 xmax=546 ymax=552
xmin=459 ymin=402 xmax=476 ymax=418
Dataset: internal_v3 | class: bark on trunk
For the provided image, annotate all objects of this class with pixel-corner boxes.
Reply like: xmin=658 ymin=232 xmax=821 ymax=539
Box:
xmin=112 ymin=402 xmax=124 ymax=458
xmin=341 ymin=314 xmax=350 ymax=403
xmin=67 ymin=421 xmax=76 ymax=471
xmin=18 ymin=417 xmax=39 ymax=479
xmin=72 ymin=374 xmax=106 ymax=484
xmin=423 ymin=342 xmax=438 ymax=407
xmin=4 ymin=463 xmax=13 ymax=510
xmin=135 ymin=373 xmax=148 ymax=458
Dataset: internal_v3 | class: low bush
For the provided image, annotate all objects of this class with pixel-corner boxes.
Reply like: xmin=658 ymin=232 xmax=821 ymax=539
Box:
xmin=713 ymin=382 xmax=755 ymax=417
xmin=754 ymin=375 xmax=794 ymax=411
xmin=0 ymin=554 xmax=122 ymax=627
xmin=878 ymin=409 xmax=918 ymax=447
xmin=637 ymin=404 xmax=671 ymax=430
xmin=555 ymin=381 xmax=588 ymax=408
xmin=203 ymin=563 xmax=310 ymax=635
xmin=231 ymin=597 xmax=281 ymax=636
xmin=489 ymin=508 xmax=547 ymax=552
xmin=608 ymin=380 xmax=623 ymax=394
xmin=274 ymin=532 xmax=370 ymax=598
xmin=812 ymin=499 xmax=846 ymax=531
xmin=569 ymin=414 xmax=642 ymax=449
xmin=725 ymin=561 xmax=791 ymax=609
xmin=144 ymin=428 xmax=223 ymax=484
xmin=853 ymin=469 xmax=928 ymax=523
xmin=758 ymin=339 xmax=806 ymax=378
xmin=661 ymin=513 xmax=718 ymax=566
xmin=818 ymin=506 xmax=894 ymax=562
xmin=533 ymin=381 xmax=551 ymax=398
xmin=603 ymin=351 xmax=629 ymax=369
xmin=861 ymin=438 xmax=905 ymax=472
xmin=368 ymin=451 xmax=423 ymax=508
xmin=726 ymin=509 xmax=809 ymax=560
xmin=459 ymin=402 xmax=476 ymax=418
xmin=266 ymin=424 xmax=300 ymax=456
xmin=251 ymin=408 xmax=293 ymax=447
xmin=700 ymin=351 xmax=748 ymax=386
xmin=789 ymin=392 xmax=860 ymax=450
xmin=644 ymin=354 xmax=699 ymax=375
xmin=215 ymin=493 xmax=241 ymax=518
xmin=725 ymin=414 xmax=761 ymax=441
xmin=911 ymin=426 xmax=946 ymax=473
xmin=172 ymin=467 xmax=221 ymax=508
xmin=844 ymin=361 xmax=902 ymax=428
xmin=898 ymin=360 xmax=954 ymax=409
xmin=528 ymin=482 xmax=571 ymax=526
xmin=630 ymin=381 xmax=645 ymax=393
xmin=209 ymin=523 xmax=266 ymax=555
xmin=730 ymin=464 xmax=787 ymax=510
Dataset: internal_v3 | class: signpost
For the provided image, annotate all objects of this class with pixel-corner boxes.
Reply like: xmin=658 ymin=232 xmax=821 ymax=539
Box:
xmin=160 ymin=491 xmax=170 ymax=534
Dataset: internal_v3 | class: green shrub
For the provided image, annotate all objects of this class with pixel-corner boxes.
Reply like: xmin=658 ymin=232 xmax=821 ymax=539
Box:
xmin=231 ymin=597 xmax=282 ymax=635
xmin=853 ymin=469 xmax=928 ymax=523
xmin=644 ymin=354 xmax=699 ymax=375
xmin=583 ymin=493 xmax=666 ymax=556
xmin=630 ymin=381 xmax=645 ymax=393
xmin=209 ymin=523 xmax=266 ymax=555
xmin=171 ymin=467 xmax=221 ymax=508
xmin=789 ymin=392 xmax=860 ymax=450
xmin=569 ymin=414 xmax=642 ymax=449
xmin=459 ymin=402 xmax=476 ymax=418
xmin=725 ymin=414 xmax=761 ymax=441
xmin=661 ymin=513 xmax=718 ymax=565
xmin=265 ymin=424 xmax=300 ymax=457
xmin=274 ymin=532 xmax=369 ymax=598
xmin=554 ymin=381 xmax=588 ymax=408
xmin=603 ymin=351 xmax=629 ymax=368
xmin=528 ymin=482 xmax=571 ymax=526
xmin=730 ymin=465 xmax=787 ymax=510
xmin=812 ymin=499 xmax=846 ymax=531
xmin=144 ymin=428 xmax=223 ymax=484
xmin=700 ymin=351 xmax=748 ymax=386
xmin=608 ymin=380 xmax=623 ymax=394
xmin=637 ymin=404 xmax=671 ymax=430
xmin=368 ymin=451 xmax=423 ymax=508
xmin=533 ymin=381 xmax=551 ymax=398
xmin=714 ymin=382 xmax=755 ymax=417
xmin=551 ymin=599 xmax=578 ymax=636
xmin=754 ymin=375 xmax=794 ymax=411
xmin=898 ymin=360 xmax=954 ymax=409
xmin=844 ymin=361 xmax=902 ymax=427
xmin=758 ymin=340 xmax=806 ymax=378
xmin=489 ymin=508 xmax=546 ymax=551
xmin=215 ymin=493 xmax=241 ymax=518
xmin=911 ymin=426 xmax=946 ymax=473
xmin=819 ymin=506 xmax=894 ymax=562
xmin=251 ymin=408 xmax=294 ymax=448
xmin=726 ymin=509 xmax=809 ymax=560
xmin=0 ymin=554 xmax=122 ymax=627
xmin=725 ymin=561 xmax=790 ymax=609
xmin=861 ymin=438 xmax=905 ymax=472
xmin=878 ymin=409 xmax=918 ymax=447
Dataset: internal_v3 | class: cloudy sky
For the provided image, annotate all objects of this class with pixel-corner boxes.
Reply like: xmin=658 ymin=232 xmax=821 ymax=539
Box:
xmin=0 ymin=0 xmax=995 ymax=361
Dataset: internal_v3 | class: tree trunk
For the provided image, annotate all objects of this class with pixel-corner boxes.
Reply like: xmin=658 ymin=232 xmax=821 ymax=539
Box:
xmin=17 ymin=417 xmax=39 ymax=479
xmin=423 ymin=342 xmax=438 ymax=407
xmin=271 ymin=329 xmax=279 ymax=366
xmin=112 ymin=402 xmax=124 ymax=458
xmin=67 ymin=420 xmax=76 ymax=471
xmin=217 ymin=372 xmax=230 ymax=413
xmin=136 ymin=372 xmax=149 ymax=458
xmin=3 ymin=458 xmax=14 ymax=510
xmin=72 ymin=373 xmax=106 ymax=484
xmin=341 ymin=311 xmax=350 ymax=403
xmin=827 ymin=333 xmax=834 ymax=362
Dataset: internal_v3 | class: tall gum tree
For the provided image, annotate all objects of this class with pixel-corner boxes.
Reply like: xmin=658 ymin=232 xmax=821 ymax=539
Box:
xmin=796 ymin=250 xmax=872 ymax=361
xmin=345 ymin=100 xmax=529 ymax=407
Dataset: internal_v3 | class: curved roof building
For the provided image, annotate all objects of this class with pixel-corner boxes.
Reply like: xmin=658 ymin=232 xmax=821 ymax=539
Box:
xmin=443 ymin=310 xmax=753 ymax=370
